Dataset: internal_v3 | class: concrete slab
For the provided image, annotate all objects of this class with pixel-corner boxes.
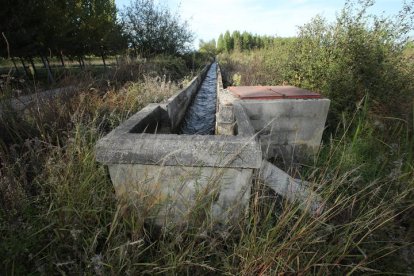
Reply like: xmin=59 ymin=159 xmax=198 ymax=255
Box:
xmin=259 ymin=160 xmax=324 ymax=216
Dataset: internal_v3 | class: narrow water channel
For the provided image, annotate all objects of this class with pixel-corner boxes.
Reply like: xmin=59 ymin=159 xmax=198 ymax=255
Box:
xmin=180 ymin=63 xmax=217 ymax=135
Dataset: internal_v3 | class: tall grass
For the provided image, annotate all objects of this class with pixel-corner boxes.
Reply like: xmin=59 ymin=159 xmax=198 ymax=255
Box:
xmin=0 ymin=59 xmax=185 ymax=274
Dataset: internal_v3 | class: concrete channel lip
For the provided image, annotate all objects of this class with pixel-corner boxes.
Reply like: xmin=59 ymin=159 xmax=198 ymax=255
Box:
xmin=96 ymin=85 xmax=262 ymax=169
xmin=96 ymin=131 xmax=262 ymax=168
xmin=228 ymin=85 xmax=322 ymax=100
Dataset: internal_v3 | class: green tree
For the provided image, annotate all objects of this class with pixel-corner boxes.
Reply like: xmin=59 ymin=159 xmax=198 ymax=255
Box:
xmin=122 ymin=0 xmax=193 ymax=57
xmin=242 ymin=31 xmax=252 ymax=50
xmin=0 ymin=0 xmax=126 ymax=59
xmin=223 ymin=30 xmax=233 ymax=52
xmin=232 ymin=30 xmax=242 ymax=52
xmin=217 ymin=33 xmax=225 ymax=53
xmin=199 ymin=39 xmax=217 ymax=58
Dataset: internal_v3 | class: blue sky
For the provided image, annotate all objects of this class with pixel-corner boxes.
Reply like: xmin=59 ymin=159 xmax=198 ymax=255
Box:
xmin=114 ymin=0 xmax=405 ymax=48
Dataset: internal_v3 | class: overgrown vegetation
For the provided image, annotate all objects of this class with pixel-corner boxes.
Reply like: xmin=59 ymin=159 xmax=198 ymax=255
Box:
xmin=217 ymin=0 xmax=414 ymax=272
xmin=122 ymin=0 xmax=193 ymax=57
xmin=217 ymin=30 xmax=295 ymax=53
xmin=0 ymin=0 xmax=413 ymax=274
xmin=0 ymin=0 xmax=194 ymax=87
xmin=220 ymin=1 xmax=414 ymax=130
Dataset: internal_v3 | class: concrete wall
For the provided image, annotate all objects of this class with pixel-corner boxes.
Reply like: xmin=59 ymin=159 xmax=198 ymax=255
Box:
xmin=240 ymin=98 xmax=330 ymax=160
xmin=215 ymin=65 xmax=236 ymax=135
xmin=109 ymin=164 xmax=252 ymax=225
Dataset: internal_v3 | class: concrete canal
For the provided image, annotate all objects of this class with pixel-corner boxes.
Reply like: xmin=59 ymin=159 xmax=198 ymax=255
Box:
xmin=180 ymin=62 xmax=217 ymax=135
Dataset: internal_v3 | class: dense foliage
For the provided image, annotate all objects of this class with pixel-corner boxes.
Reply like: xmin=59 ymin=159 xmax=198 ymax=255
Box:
xmin=216 ymin=30 xmax=295 ymax=52
xmin=122 ymin=0 xmax=193 ymax=57
xmin=0 ymin=0 xmax=194 ymax=60
xmin=0 ymin=0 xmax=126 ymax=58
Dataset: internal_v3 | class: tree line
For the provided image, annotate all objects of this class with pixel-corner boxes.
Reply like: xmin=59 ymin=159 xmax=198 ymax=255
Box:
xmin=0 ymin=0 xmax=124 ymax=60
xmin=0 ymin=0 xmax=193 ymax=66
xmin=216 ymin=30 xmax=296 ymax=52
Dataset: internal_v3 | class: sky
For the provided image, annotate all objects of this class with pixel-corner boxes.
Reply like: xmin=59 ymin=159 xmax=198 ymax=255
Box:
xmin=114 ymin=0 xmax=406 ymax=48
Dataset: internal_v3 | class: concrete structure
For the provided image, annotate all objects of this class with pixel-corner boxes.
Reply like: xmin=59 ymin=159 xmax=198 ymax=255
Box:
xmin=216 ymin=83 xmax=330 ymax=162
xmin=96 ymin=63 xmax=262 ymax=226
xmin=96 ymin=62 xmax=330 ymax=225
xmin=260 ymin=160 xmax=324 ymax=215
xmin=214 ymin=66 xmax=329 ymax=217
xmin=240 ymin=98 xmax=330 ymax=161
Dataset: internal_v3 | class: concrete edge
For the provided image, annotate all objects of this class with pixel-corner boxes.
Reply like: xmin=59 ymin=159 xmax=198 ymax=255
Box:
xmin=259 ymin=160 xmax=324 ymax=216
xmin=233 ymin=102 xmax=256 ymax=137
xmin=96 ymin=133 xmax=262 ymax=168
xmin=96 ymin=62 xmax=262 ymax=169
xmin=106 ymin=103 xmax=162 ymax=136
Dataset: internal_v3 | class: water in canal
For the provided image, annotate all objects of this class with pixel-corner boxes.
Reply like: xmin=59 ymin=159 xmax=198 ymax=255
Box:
xmin=180 ymin=63 xmax=217 ymax=135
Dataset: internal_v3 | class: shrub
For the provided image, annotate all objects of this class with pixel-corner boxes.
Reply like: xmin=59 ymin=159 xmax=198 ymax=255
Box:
xmin=287 ymin=0 xmax=414 ymax=128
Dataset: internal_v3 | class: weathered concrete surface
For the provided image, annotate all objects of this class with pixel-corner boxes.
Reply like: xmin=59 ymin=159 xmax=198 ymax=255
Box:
xmin=215 ymin=65 xmax=236 ymax=135
xmin=109 ymin=164 xmax=252 ymax=224
xmin=215 ymin=64 xmax=327 ymax=217
xmin=96 ymin=118 xmax=262 ymax=169
xmin=233 ymin=102 xmax=256 ymax=137
xmin=259 ymin=160 xmax=324 ymax=216
xmin=240 ymin=98 xmax=330 ymax=160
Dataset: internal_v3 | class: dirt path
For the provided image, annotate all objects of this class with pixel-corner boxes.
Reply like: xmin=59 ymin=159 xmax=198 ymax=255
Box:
xmin=0 ymin=86 xmax=76 ymax=114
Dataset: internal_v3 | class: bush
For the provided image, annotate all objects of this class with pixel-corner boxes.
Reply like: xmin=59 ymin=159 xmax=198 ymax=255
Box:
xmin=219 ymin=0 xmax=414 ymax=131
xmin=122 ymin=0 xmax=193 ymax=57
xmin=287 ymin=0 xmax=414 ymax=128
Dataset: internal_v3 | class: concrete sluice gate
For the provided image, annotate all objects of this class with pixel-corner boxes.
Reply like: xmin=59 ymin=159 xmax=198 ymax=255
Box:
xmin=96 ymin=62 xmax=330 ymax=225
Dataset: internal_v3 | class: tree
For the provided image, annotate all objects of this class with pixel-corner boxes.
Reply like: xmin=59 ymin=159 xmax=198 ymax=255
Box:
xmin=199 ymin=39 xmax=216 ymax=58
xmin=242 ymin=31 xmax=252 ymax=50
xmin=223 ymin=30 xmax=233 ymax=52
xmin=0 ymin=0 xmax=126 ymax=59
xmin=232 ymin=30 xmax=242 ymax=52
xmin=122 ymin=0 xmax=193 ymax=57
xmin=217 ymin=34 xmax=225 ymax=53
